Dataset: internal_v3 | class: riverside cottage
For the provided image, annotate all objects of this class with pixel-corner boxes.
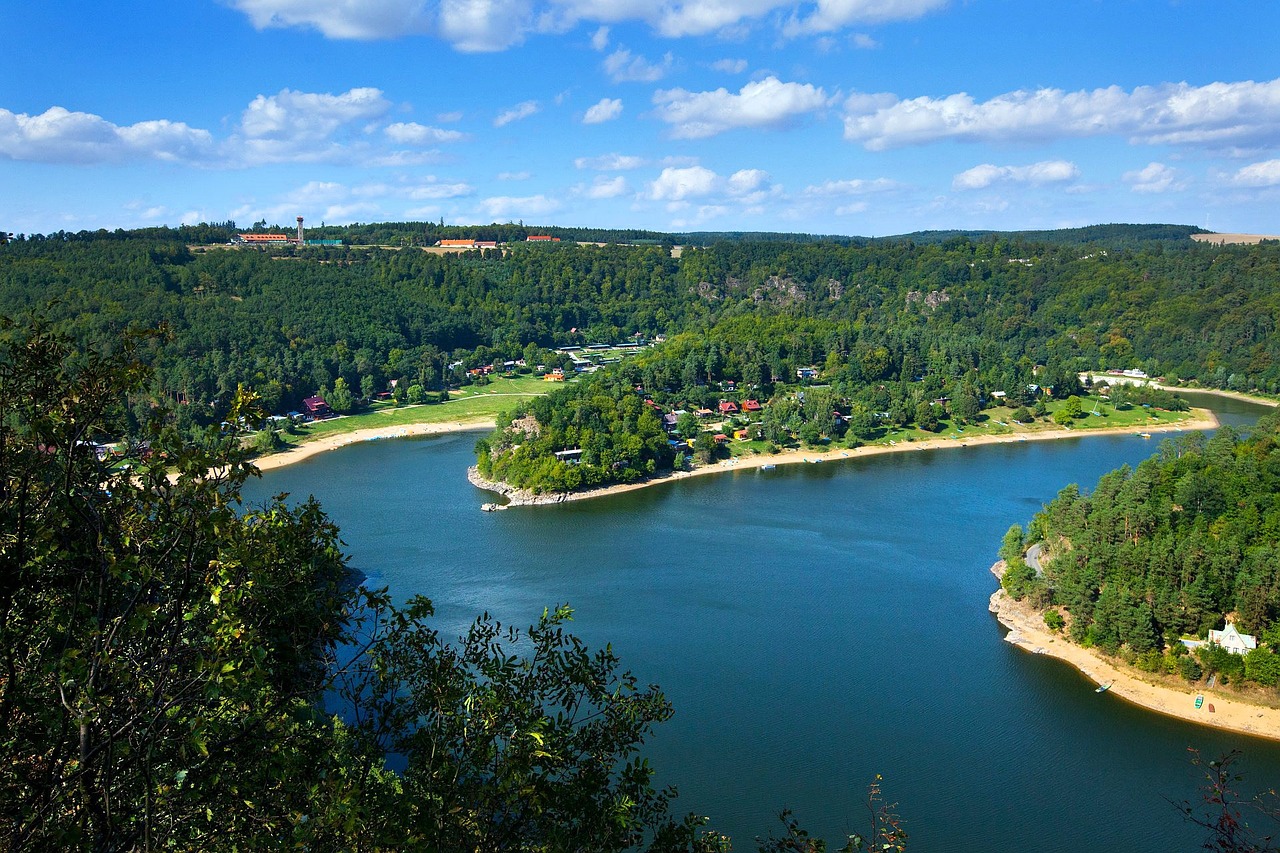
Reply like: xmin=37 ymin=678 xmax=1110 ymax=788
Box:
xmin=302 ymin=395 xmax=332 ymax=419
xmin=1207 ymin=623 xmax=1258 ymax=655
xmin=1182 ymin=622 xmax=1259 ymax=655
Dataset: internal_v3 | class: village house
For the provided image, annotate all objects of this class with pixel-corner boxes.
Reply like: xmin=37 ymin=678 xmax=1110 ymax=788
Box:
xmin=1208 ymin=623 xmax=1258 ymax=655
xmin=1182 ymin=622 xmax=1259 ymax=655
xmin=718 ymin=401 xmax=739 ymax=415
xmin=301 ymin=395 xmax=332 ymax=419
xmin=742 ymin=399 xmax=763 ymax=413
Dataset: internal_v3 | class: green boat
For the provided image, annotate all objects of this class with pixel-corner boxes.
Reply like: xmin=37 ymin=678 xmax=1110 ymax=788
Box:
xmin=1195 ymin=695 xmax=1204 ymax=709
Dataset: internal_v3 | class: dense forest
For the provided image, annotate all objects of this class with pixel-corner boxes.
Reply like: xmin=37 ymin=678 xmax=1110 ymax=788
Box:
xmin=1002 ymin=417 xmax=1280 ymax=691
xmin=3 ymin=225 xmax=1276 ymax=461
xmin=478 ymin=234 xmax=1278 ymax=491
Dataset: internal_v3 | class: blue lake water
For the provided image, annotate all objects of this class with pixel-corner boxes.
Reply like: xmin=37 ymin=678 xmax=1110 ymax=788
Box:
xmin=243 ymin=395 xmax=1279 ymax=851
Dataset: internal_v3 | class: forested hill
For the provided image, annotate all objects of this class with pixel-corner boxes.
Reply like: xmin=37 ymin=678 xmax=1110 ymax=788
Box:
xmin=476 ymin=235 xmax=1280 ymax=492
xmin=1001 ymin=416 xmax=1280 ymax=691
xmin=8 ymin=221 xmax=1212 ymax=249
xmin=2 ymin=224 xmax=1277 ymax=450
xmin=884 ymin=223 xmax=1210 ymax=247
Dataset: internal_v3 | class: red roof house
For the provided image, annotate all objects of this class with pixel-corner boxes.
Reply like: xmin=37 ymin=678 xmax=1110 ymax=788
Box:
xmin=302 ymin=396 xmax=332 ymax=418
xmin=718 ymin=401 xmax=739 ymax=415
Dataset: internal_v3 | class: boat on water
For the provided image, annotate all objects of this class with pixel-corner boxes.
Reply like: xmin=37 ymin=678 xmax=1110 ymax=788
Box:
xmin=1139 ymin=432 xmax=1152 ymax=439
xmin=760 ymin=464 xmax=776 ymax=470
xmin=1096 ymin=682 xmax=1112 ymax=694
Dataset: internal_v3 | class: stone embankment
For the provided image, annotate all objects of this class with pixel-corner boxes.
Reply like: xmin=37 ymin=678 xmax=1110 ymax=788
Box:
xmin=467 ymin=467 xmax=574 ymax=510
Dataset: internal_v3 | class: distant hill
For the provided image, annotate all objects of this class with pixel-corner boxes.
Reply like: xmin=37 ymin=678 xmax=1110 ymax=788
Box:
xmin=674 ymin=223 xmax=1208 ymax=249
xmin=7 ymin=221 xmax=1213 ymax=252
xmin=671 ymin=230 xmax=865 ymax=246
xmin=882 ymin=223 xmax=1210 ymax=246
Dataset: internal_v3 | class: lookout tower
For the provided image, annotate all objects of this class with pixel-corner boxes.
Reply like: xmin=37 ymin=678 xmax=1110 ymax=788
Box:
xmin=296 ymin=216 xmax=304 ymax=243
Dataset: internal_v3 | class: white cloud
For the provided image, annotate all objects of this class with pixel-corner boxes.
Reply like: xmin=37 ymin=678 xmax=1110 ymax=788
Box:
xmin=574 ymin=152 xmax=646 ymax=170
xmin=286 ymin=177 xmax=474 ymax=206
xmin=384 ymin=121 xmax=467 ymax=144
xmin=406 ymin=180 xmax=474 ymax=199
xmin=321 ymin=202 xmax=382 ymax=221
xmin=603 ymin=48 xmax=674 ymax=83
xmin=497 ymin=171 xmax=532 ymax=180
xmin=240 ymin=87 xmax=390 ymax=140
xmin=366 ymin=150 xmax=441 ymax=167
xmin=583 ymin=98 xmax=623 ymax=124
xmin=437 ymin=111 xmax=464 ymax=122
xmin=711 ymin=58 xmax=748 ymax=73
xmin=230 ymin=0 xmax=433 ymax=39
xmin=231 ymin=0 xmax=953 ymax=49
xmin=1123 ymin=162 xmax=1184 ymax=194
xmin=728 ymin=168 xmax=769 ymax=194
xmin=479 ymin=194 xmax=561 ymax=219
xmin=851 ymin=32 xmax=878 ymax=48
xmin=440 ymin=0 xmax=534 ymax=51
xmin=653 ymin=76 xmax=829 ymax=139
xmin=783 ymin=0 xmax=945 ymax=36
xmin=647 ymin=165 xmax=778 ymax=204
xmin=648 ymin=166 xmax=720 ymax=201
xmin=669 ymin=204 xmax=733 ymax=228
xmin=0 ymin=106 xmax=213 ymax=164
xmin=584 ymin=176 xmax=629 ymax=198
xmin=1232 ymin=159 xmax=1280 ymax=187
xmin=803 ymin=177 xmax=897 ymax=195
xmin=952 ymin=160 xmax=1080 ymax=190
xmin=284 ymin=180 xmax=349 ymax=206
xmin=844 ymin=78 xmax=1280 ymax=150
xmin=494 ymin=100 xmax=540 ymax=127
xmin=229 ymin=88 xmax=401 ymax=165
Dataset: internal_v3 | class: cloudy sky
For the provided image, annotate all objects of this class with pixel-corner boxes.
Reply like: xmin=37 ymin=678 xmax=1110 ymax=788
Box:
xmin=4 ymin=1 xmax=1279 ymax=236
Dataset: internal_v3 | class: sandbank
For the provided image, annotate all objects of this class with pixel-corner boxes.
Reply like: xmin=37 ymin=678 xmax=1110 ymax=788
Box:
xmin=989 ymin=561 xmax=1280 ymax=743
xmin=468 ymin=410 xmax=1218 ymax=508
xmin=250 ymin=417 xmax=496 ymax=473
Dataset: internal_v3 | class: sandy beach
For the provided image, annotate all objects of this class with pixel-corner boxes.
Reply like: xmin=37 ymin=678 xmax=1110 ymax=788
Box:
xmin=466 ymin=411 xmax=1219 ymax=507
xmin=250 ymin=417 xmax=496 ymax=473
xmin=989 ymin=561 xmax=1280 ymax=743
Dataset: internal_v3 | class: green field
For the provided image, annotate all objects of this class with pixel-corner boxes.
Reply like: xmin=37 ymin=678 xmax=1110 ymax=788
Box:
xmin=269 ymin=375 xmax=559 ymax=443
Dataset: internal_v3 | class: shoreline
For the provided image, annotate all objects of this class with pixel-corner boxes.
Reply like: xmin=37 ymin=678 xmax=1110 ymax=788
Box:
xmin=988 ymin=561 xmax=1280 ymax=743
xmin=1083 ymin=374 xmax=1279 ymax=408
xmin=249 ymin=417 xmax=496 ymax=473
xmin=469 ymin=411 xmax=1219 ymax=508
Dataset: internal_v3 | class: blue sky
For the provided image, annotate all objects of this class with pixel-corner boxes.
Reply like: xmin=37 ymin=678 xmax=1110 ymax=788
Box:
xmin=4 ymin=0 xmax=1279 ymax=236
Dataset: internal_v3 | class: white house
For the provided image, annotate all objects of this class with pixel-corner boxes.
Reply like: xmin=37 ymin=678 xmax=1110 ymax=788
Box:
xmin=1207 ymin=623 xmax=1258 ymax=655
